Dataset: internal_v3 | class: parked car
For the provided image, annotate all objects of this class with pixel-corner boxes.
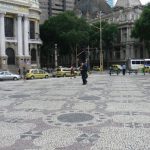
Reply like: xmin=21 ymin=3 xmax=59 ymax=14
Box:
xmin=74 ymin=68 xmax=81 ymax=76
xmin=53 ymin=67 xmax=71 ymax=77
xmin=112 ymin=64 xmax=122 ymax=70
xmin=52 ymin=67 xmax=81 ymax=77
xmin=0 ymin=71 xmax=21 ymax=81
xmin=93 ymin=66 xmax=101 ymax=71
xmin=142 ymin=66 xmax=150 ymax=73
xmin=109 ymin=64 xmax=122 ymax=75
xmin=25 ymin=69 xmax=50 ymax=79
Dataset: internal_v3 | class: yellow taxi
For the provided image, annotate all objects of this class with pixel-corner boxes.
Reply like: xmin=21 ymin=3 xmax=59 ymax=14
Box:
xmin=112 ymin=64 xmax=122 ymax=70
xmin=142 ymin=66 xmax=150 ymax=73
xmin=74 ymin=68 xmax=81 ymax=76
xmin=53 ymin=67 xmax=71 ymax=77
xmin=25 ymin=69 xmax=50 ymax=79
xmin=93 ymin=66 xmax=101 ymax=71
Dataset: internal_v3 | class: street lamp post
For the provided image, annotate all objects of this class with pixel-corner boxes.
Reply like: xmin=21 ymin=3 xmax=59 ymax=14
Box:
xmin=87 ymin=45 xmax=90 ymax=70
xmin=99 ymin=11 xmax=103 ymax=71
xmin=54 ymin=43 xmax=58 ymax=68
xmin=90 ymin=12 xmax=103 ymax=71
xmin=75 ymin=45 xmax=78 ymax=68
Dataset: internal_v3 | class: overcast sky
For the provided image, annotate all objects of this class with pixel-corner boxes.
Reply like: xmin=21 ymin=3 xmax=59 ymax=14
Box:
xmin=114 ymin=0 xmax=150 ymax=5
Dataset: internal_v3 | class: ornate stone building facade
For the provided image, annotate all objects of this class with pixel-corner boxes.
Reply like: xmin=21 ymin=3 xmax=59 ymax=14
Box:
xmin=0 ymin=0 xmax=42 ymax=71
xmin=91 ymin=0 xmax=149 ymax=65
xmin=104 ymin=0 xmax=143 ymax=64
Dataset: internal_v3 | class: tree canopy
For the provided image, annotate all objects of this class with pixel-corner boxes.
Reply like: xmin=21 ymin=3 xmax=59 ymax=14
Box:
xmin=89 ymin=21 xmax=118 ymax=49
xmin=40 ymin=11 xmax=90 ymax=55
xmin=132 ymin=3 xmax=150 ymax=41
xmin=40 ymin=11 xmax=118 ymax=67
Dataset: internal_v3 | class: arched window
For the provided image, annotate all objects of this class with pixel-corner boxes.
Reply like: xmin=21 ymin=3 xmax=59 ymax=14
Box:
xmin=6 ymin=48 xmax=15 ymax=65
xmin=31 ymin=48 xmax=36 ymax=62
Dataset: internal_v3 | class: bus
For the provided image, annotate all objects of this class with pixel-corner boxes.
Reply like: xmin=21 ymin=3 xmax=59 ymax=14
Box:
xmin=127 ymin=59 xmax=150 ymax=70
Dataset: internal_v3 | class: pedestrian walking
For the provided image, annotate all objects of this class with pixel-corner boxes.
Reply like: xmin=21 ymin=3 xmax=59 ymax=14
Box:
xmin=18 ymin=68 xmax=21 ymax=75
xmin=80 ymin=62 xmax=88 ymax=85
xmin=70 ymin=65 xmax=75 ymax=78
xmin=23 ymin=67 xmax=26 ymax=81
xmin=109 ymin=66 xmax=112 ymax=76
xmin=122 ymin=64 xmax=126 ymax=75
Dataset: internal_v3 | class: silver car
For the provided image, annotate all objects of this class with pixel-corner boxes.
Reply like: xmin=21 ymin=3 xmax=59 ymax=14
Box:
xmin=0 ymin=71 xmax=21 ymax=81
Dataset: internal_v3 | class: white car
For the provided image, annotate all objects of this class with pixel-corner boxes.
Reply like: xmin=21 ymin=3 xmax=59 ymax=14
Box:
xmin=0 ymin=71 xmax=21 ymax=81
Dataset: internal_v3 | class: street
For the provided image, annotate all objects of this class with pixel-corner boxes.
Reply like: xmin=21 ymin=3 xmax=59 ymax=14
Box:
xmin=0 ymin=73 xmax=150 ymax=150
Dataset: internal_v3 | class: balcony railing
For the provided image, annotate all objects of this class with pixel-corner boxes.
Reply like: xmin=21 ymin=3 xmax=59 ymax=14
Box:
xmin=29 ymin=33 xmax=42 ymax=44
xmin=29 ymin=38 xmax=42 ymax=44
xmin=5 ymin=37 xmax=17 ymax=43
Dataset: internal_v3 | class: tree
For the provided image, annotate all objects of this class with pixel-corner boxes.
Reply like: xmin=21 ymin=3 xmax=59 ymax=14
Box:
xmin=131 ymin=3 xmax=150 ymax=54
xmin=40 ymin=11 xmax=90 ymax=67
xmin=89 ymin=21 xmax=118 ymax=67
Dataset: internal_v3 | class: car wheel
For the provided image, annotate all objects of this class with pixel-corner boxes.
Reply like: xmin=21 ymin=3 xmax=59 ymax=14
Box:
xmin=13 ymin=77 xmax=17 ymax=81
xmin=31 ymin=76 xmax=35 ymax=79
xmin=45 ymin=75 xmax=48 ymax=79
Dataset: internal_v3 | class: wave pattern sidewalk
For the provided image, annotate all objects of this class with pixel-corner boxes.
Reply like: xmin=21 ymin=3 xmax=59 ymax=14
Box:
xmin=0 ymin=74 xmax=150 ymax=150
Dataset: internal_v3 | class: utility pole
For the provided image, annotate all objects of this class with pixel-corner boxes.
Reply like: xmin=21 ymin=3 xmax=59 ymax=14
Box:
xmin=87 ymin=45 xmax=90 ymax=70
xmin=100 ymin=11 xmax=103 ymax=71
xmin=75 ymin=45 xmax=78 ymax=68
xmin=54 ymin=43 xmax=58 ymax=68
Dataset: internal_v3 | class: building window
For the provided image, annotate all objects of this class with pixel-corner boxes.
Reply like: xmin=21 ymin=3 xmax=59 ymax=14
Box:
xmin=6 ymin=48 xmax=15 ymax=65
xmin=5 ymin=17 xmax=14 ymax=37
xmin=30 ymin=21 xmax=35 ymax=39
xmin=31 ymin=48 xmax=36 ymax=62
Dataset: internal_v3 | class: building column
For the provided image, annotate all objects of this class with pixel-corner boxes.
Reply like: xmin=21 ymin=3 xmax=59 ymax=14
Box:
xmin=0 ymin=13 xmax=6 ymax=56
xmin=16 ymin=15 xmax=24 ymax=68
xmin=36 ymin=45 xmax=40 ymax=68
xmin=120 ymin=28 xmax=122 ymax=43
xmin=0 ymin=13 xmax=7 ymax=69
xmin=130 ymin=45 xmax=134 ymax=58
xmin=24 ymin=15 xmax=29 ymax=57
xmin=17 ymin=15 xmax=23 ymax=56
xmin=23 ymin=15 xmax=31 ymax=69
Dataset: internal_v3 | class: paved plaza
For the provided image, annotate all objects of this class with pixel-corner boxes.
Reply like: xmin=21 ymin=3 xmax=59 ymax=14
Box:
xmin=0 ymin=73 xmax=150 ymax=150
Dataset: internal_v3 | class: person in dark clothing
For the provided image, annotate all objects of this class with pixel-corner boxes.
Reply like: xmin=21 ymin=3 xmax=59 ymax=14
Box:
xmin=80 ymin=62 xmax=88 ymax=85
xmin=18 ymin=68 xmax=21 ymax=75
xmin=70 ymin=65 xmax=75 ymax=78
xmin=122 ymin=64 xmax=126 ymax=75
xmin=23 ymin=67 xmax=26 ymax=80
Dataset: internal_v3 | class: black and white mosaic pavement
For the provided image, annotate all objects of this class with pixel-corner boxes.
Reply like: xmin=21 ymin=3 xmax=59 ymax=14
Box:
xmin=0 ymin=73 xmax=150 ymax=150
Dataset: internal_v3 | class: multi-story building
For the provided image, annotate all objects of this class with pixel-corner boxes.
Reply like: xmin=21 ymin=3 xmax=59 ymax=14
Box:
xmin=91 ymin=0 xmax=149 ymax=66
xmin=39 ymin=0 xmax=112 ymax=24
xmin=39 ymin=0 xmax=75 ymax=24
xmin=39 ymin=0 xmax=49 ymax=24
xmin=0 ymin=0 xmax=42 ymax=71
xmin=108 ymin=0 xmax=147 ymax=64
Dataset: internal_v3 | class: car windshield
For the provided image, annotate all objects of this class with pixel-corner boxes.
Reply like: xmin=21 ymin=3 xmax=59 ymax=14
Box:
xmin=0 ymin=72 xmax=4 ymax=75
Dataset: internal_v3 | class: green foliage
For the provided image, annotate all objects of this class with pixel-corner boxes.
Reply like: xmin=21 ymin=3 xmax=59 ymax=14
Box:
xmin=132 ymin=3 xmax=150 ymax=41
xmin=40 ymin=11 xmax=90 ymax=56
xmin=40 ymin=11 xmax=118 ymax=67
xmin=89 ymin=21 xmax=118 ymax=49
